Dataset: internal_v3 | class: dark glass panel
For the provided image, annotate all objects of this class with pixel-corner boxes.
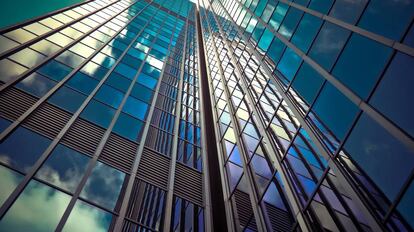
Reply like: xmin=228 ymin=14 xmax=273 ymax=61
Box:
xmin=329 ymin=0 xmax=367 ymax=24
xmin=66 ymin=72 xmax=99 ymax=95
xmin=94 ymin=84 xmax=124 ymax=109
xmin=16 ymin=73 xmax=56 ymax=97
xmin=113 ymin=112 xmax=144 ymax=141
xmin=38 ymin=60 xmax=72 ymax=82
xmin=122 ymin=96 xmax=149 ymax=120
xmin=48 ymin=86 xmax=87 ymax=113
xmin=80 ymin=100 xmax=116 ymax=128
xmin=291 ymin=62 xmax=324 ymax=105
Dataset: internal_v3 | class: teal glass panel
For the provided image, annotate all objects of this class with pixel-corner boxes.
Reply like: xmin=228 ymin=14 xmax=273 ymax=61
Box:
xmin=257 ymin=29 xmax=273 ymax=52
xmin=66 ymin=72 xmax=99 ymax=95
xmin=130 ymin=83 xmax=153 ymax=103
xmin=81 ymin=62 xmax=109 ymax=80
xmin=15 ymin=73 xmax=56 ymax=97
xmin=137 ymin=73 xmax=157 ymax=89
xmin=62 ymin=200 xmax=112 ymax=232
xmin=308 ymin=0 xmax=333 ymax=14
xmin=344 ymin=114 xmax=414 ymax=200
xmin=0 ymin=165 xmax=23 ymax=206
xmin=35 ymin=144 xmax=89 ymax=193
xmin=329 ymin=0 xmax=367 ymax=24
xmin=358 ymin=0 xmax=414 ymax=40
xmin=38 ymin=60 xmax=72 ymax=82
xmin=105 ymin=72 xmax=132 ymax=93
xmin=48 ymin=86 xmax=86 ymax=113
xmin=371 ymin=53 xmax=414 ymax=137
xmin=278 ymin=7 xmax=303 ymax=40
xmin=115 ymin=62 xmax=137 ymax=80
xmin=332 ymin=34 xmax=392 ymax=99
xmin=269 ymin=3 xmax=288 ymax=31
xmin=121 ymin=54 xmax=142 ymax=70
xmin=267 ymin=38 xmax=285 ymax=64
xmin=309 ymin=22 xmax=350 ymax=71
xmin=0 ymin=180 xmax=71 ymax=232
xmin=291 ymin=62 xmax=324 ymax=105
xmin=94 ymin=84 xmax=124 ymax=109
xmin=122 ymin=96 xmax=148 ymax=120
xmin=113 ymin=112 xmax=144 ymax=141
xmin=291 ymin=14 xmax=323 ymax=53
xmin=80 ymin=162 xmax=125 ymax=210
xmin=81 ymin=100 xmax=116 ymax=128
xmin=142 ymin=63 xmax=161 ymax=79
xmin=0 ymin=126 xmax=50 ymax=172
xmin=252 ymin=22 xmax=265 ymax=43
xmin=313 ymin=83 xmax=358 ymax=139
xmin=277 ymin=47 xmax=302 ymax=83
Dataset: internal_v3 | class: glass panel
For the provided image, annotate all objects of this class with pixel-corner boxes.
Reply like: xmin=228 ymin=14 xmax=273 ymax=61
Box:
xmin=0 ymin=180 xmax=71 ymax=232
xmin=38 ymin=60 xmax=72 ymax=82
xmin=36 ymin=144 xmax=90 ymax=193
xmin=370 ymin=53 xmax=414 ymax=137
xmin=329 ymin=0 xmax=367 ymax=24
xmin=10 ymin=48 xmax=46 ymax=68
xmin=291 ymin=63 xmax=324 ymax=105
xmin=113 ymin=112 xmax=144 ymax=141
xmin=0 ymin=126 xmax=50 ymax=172
xmin=122 ymin=96 xmax=149 ymax=120
xmin=48 ymin=86 xmax=87 ymax=113
xmin=332 ymin=34 xmax=392 ymax=99
xmin=313 ymin=83 xmax=358 ymax=139
xmin=81 ymin=62 xmax=108 ymax=80
xmin=56 ymin=51 xmax=85 ymax=68
xmin=66 ymin=72 xmax=99 ymax=95
xmin=277 ymin=47 xmax=302 ymax=83
xmin=397 ymin=180 xmax=414 ymax=228
xmin=130 ymin=83 xmax=153 ymax=103
xmin=81 ymin=100 xmax=116 ymax=128
xmin=0 ymin=165 xmax=23 ymax=206
xmin=80 ymin=161 xmax=125 ymax=210
xmin=137 ymin=73 xmax=157 ymax=89
xmin=0 ymin=59 xmax=27 ymax=83
xmin=291 ymin=14 xmax=323 ymax=53
xmin=94 ymin=84 xmax=124 ymax=109
xmin=344 ymin=113 xmax=414 ymax=200
xmin=16 ymin=73 xmax=56 ymax=98
xmin=62 ymin=200 xmax=112 ymax=232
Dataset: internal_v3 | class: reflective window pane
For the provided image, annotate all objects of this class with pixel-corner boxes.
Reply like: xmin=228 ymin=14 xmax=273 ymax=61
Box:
xmin=81 ymin=100 xmax=116 ymax=128
xmin=0 ymin=165 xmax=23 ymax=206
xmin=48 ymin=86 xmax=87 ymax=113
xmin=16 ymin=73 xmax=56 ymax=98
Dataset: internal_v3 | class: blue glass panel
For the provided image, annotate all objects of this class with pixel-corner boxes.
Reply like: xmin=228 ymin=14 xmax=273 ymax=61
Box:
xmin=56 ymin=51 xmax=85 ymax=68
xmin=0 ymin=180 xmax=71 ymax=232
xmin=278 ymin=7 xmax=303 ymax=40
xmin=333 ymin=34 xmax=392 ymax=99
xmin=130 ymin=83 xmax=153 ymax=103
xmin=0 ymin=126 xmax=50 ymax=172
xmin=94 ymin=84 xmax=124 ymax=109
xmin=291 ymin=14 xmax=323 ymax=53
xmin=81 ymin=100 xmax=116 ymax=128
xmin=142 ymin=63 xmax=161 ymax=79
xmin=0 ymin=117 xmax=12 ymax=132
xmin=36 ymin=144 xmax=89 ymax=193
xmin=404 ymin=23 xmax=414 ymax=47
xmin=115 ymin=62 xmax=138 ymax=80
xmin=38 ymin=60 xmax=72 ymax=82
xmin=263 ymin=182 xmax=286 ymax=210
xmin=0 ymin=165 xmax=23 ymax=206
xmin=122 ymin=96 xmax=148 ymax=120
xmin=267 ymin=38 xmax=285 ymax=64
xmin=308 ymin=0 xmax=333 ymax=14
xmin=48 ymin=86 xmax=86 ymax=113
xmin=371 ymin=53 xmax=414 ymax=137
xmin=329 ymin=0 xmax=367 ymax=24
xmin=397 ymin=181 xmax=414 ymax=228
xmin=66 ymin=72 xmax=99 ymax=95
xmin=251 ymin=155 xmax=272 ymax=178
xmin=269 ymin=3 xmax=288 ymax=31
xmin=358 ymin=0 xmax=414 ymax=40
xmin=252 ymin=22 xmax=265 ymax=43
xmin=137 ymin=72 xmax=157 ymax=89
xmin=81 ymin=62 xmax=108 ymax=80
xmin=113 ymin=112 xmax=143 ymax=141
xmin=313 ymin=83 xmax=358 ymax=139
xmin=291 ymin=62 xmax=324 ymax=105
xmin=121 ymin=54 xmax=142 ymax=70
xmin=277 ymin=47 xmax=302 ymax=83
xmin=62 ymin=200 xmax=113 ymax=232
xmin=105 ymin=72 xmax=131 ymax=93
xmin=308 ymin=22 xmax=350 ymax=70
xmin=16 ymin=73 xmax=56 ymax=97
xmin=127 ymin=48 xmax=146 ymax=60
xmin=344 ymin=114 xmax=414 ymax=200
xmin=80 ymin=161 xmax=125 ymax=210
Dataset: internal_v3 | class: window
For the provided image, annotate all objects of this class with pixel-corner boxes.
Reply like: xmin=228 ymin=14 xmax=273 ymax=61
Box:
xmin=137 ymin=72 xmax=158 ymax=89
xmin=0 ymin=165 xmax=23 ymax=206
xmin=291 ymin=14 xmax=323 ymax=53
xmin=257 ymin=28 xmax=273 ymax=52
xmin=277 ymin=47 xmax=302 ymax=83
xmin=130 ymin=83 xmax=153 ymax=103
xmin=0 ymin=180 xmax=71 ymax=231
xmin=113 ymin=112 xmax=144 ymax=141
xmin=312 ymin=83 xmax=358 ymax=139
xmin=266 ymin=38 xmax=286 ymax=64
xmin=38 ymin=60 xmax=72 ymax=82
xmin=0 ymin=126 xmax=50 ymax=172
xmin=48 ymin=86 xmax=86 ymax=113
xmin=370 ymin=53 xmax=414 ymax=138
xmin=56 ymin=50 xmax=85 ymax=68
xmin=81 ymin=61 xmax=109 ymax=80
xmin=308 ymin=0 xmax=333 ymax=14
xmin=105 ymin=72 xmax=132 ymax=92
xmin=80 ymin=161 xmax=125 ymax=210
xmin=16 ymin=73 xmax=56 ymax=98
xmin=62 ymin=200 xmax=113 ymax=232
xmin=358 ymin=0 xmax=414 ymax=40
xmin=332 ymin=34 xmax=392 ymax=99
xmin=66 ymin=72 xmax=99 ymax=95
xmin=122 ymin=96 xmax=149 ymax=120
xmin=0 ymin=59 xmax=27 ymax=83
xmin=329 ymin=0 xmax=367 ymax=24
xmin=115 ymin=62 xmax=138 ymax=80
xmin=268 ymin=3 xmax=288 ymax=31
xmin=291 ymin=62 xmax=324 ymax=105
xmin=36 ymin=144 xmax=90 ymax=193
xmin=278 ymin=7 xmax=303 ymax=40
xmin=121 ymin=54 xmax=142 ymax=69
xmin=10 ymin=48 xmax=46 ymax=68
xmin=81 ymin=100 xmax=116 ymax=128
xmin=397 ymin=181 xmax=414 ymax=228
xmin=308 ymin=22 xmax=350 ymax=71
xmin=344 ymin=113 xmax=414 ymax=200
xmin=94 ymin=84 xmax=124 ymax=108
xmin=142 ymin=63 xmax=161 ymax=79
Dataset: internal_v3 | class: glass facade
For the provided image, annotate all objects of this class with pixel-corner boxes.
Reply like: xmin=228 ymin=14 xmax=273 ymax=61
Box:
xmin=0 ymin=0 xmax=413 ymax=231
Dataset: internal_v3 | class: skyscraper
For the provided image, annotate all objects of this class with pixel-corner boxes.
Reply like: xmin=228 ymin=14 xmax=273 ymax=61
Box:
xmin=0 ymin=0 xmax=413 ymax=231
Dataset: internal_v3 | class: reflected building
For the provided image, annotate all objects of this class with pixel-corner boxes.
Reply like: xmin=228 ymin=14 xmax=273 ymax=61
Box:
xmin=0 ymin=0 xmax=413 ymax=231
